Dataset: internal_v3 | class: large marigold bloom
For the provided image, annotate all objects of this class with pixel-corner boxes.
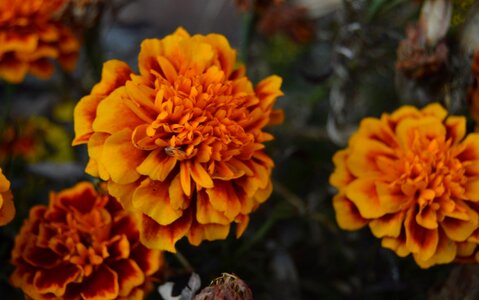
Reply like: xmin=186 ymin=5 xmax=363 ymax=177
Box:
xmin=330 ymin=103 xmax=479 ymax=268
xmin=10 ymin=182 xmax=163 ymax=300
xmin=0 ymin=167 xmax=15 ymax=225
xmin=0 ymin=0 xmax=79 ymax=83
xmin=72 ymin=28 xmax=283 ymax=252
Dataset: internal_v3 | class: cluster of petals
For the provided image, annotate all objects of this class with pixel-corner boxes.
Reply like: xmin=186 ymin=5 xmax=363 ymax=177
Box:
xmin=0 ymin=167 xmax=14 ymax=226
xmin=330 ymin=103 xmax=479 ymax=268
xmin=10 ymin=182 xmax=163 ymax=299
xmin=73 ymin=28 xmax=283 ymax=252
xmin=0 ymin=0 xmax=79 ymax=83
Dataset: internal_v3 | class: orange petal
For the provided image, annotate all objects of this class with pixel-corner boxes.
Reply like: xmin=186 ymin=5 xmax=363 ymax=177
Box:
xmin=189 ymin=161 xmax=213 ymax=188
xmin=130 ymin=246 xmax=163 ymax=276
xmin=345 ymin=178 xmax=386 ymax=219
xmin=396 ymin=117 xmax=446 ymax=151
xmin=404 ymin=208 xmax=439 ymax=261
xmin=205 ymin=181 xmax=241 ymax=220
xmin=91 ymin=60 xmax=133 ymax=96
xmin=445 ymin=116 xmax=466 ymax=145
xmin=370 ymin=211 xmax=405 ymax=238
xmin=140 ymin=212 xmax=192 ymax=252
xmin=101 ymin=129 xmax=146 ymax=184
xmin=92 ymin=87 xmax=144 ymax=134
xmin=33 ymin=263 xmax=82 ymax=297
xmin=235 ymin=214 xmax=250 ymax=238
xmin=180 ymin=162 xmax=192 ymax=196
xmin=332 ymin=193 xmax=368 ymax=230
xmin=110 ymin=259 xmax=145 ymax=297
xmin=73 ymin=95 xmax=102 ymax=145
xmin=346 ymin=138 xmax=395 ymax=178
xmin=440 ymin=200 xmax=479 ymax=241
xmin=137 ymin=149 xmax=177 ymax=181
xmin=81 ymin=265 xmax=119 ymax=300
xmin=196 ymin=190 xmax=229 ymax=225
xmin=413 ymin=230 xmax=457 ymax=268
xmin=329 ymin=150 xmax=354 ymax=190
xmin=132 ymin=179 xmax=183 ymax=225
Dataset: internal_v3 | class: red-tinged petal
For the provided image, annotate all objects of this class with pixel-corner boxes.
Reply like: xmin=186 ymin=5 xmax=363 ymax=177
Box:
xmin=205 ymin=181 xmax=241 ymax=220
xmin=73 ymin=95 xmax=102 ymax=145
xmin=140 ymin=213 xmax=192 ymax=252
xmin=33 ymin=263 xmax=82 ymax=296
xmin=465 ymin=177 xmax=479 ymax=201
xmin=375 ymin=182 xmax=413 ymax=214
xmin=92 ymin=87 xmax=144 ymax=134
xmin=404 ymin=209 xmax=439 ymax=261
xmin=180 ymin=162 xmax=192 ymax=197
xmin=168 ymin=173 xmax=190 ymax=210
xmin=91 ymin=60 xmax=133 ymax=96
xmin=81 ymin=264 xmax=119 ymax=300
xmin=413 ymin=230 xmax=457 ymax=268
xmin=23 ymin=243 xmax=61 ymax=268
xmin=196 ymin=190 xmax=229 ymax=225
xmin=137 ymin=149 xmax=177 ymax=181
xmin=370 ymin=211 xmax=405 ymax=238
xmin=107 ymin=235 xmax=130 ymax=261
xmin=329 ymin=150 xmax=354 ymax=190
xmin=235 ymin=214 xmax=249 ymax=238
xmin=457 ymin=133 xmax=479 ymax=162
xmin=346 ymin=138 xmax=396 ymax=178
xmin=132 ymin=179 xmax=183 ymax=225
xmin=345 ymin=179 xmax=386 ymax=219
xmin=131 ymin=245 xmax=163 ymax=276
xmin=110 ymin=259 xmax=144 ymax=297
xmin=108 ymin=181 xmax=137 ymax=211
xmin=54 ymin=182 xmax=97 ymax=214
xmin=332 ymin=193 xmax=368 ymax=230
xmin=101 ymin=129 xmax=146 ymax=184
xmin=189 ymin=161 xmax=214 ymax=188
xmin=187 ymin=222 xmax=230 ymax=245
xmin=112 ymin=213 xmax=139 ymax=242
xmin=440 ymin=201 xmax=479 ymax=241
xmin=381 ymin=234 xmax=410 ymax=257
xmin=445 ymin=116 xmax=466 ymax=145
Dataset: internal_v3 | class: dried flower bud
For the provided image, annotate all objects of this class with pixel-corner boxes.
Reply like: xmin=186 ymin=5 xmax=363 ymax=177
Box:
xmin=195 ymin=273 xmax=253 ymax=300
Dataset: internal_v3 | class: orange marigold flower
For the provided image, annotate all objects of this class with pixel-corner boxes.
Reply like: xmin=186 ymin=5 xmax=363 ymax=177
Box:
xmin=0 ymin=0 xmax=79 ymax=83
xmin=330 ymin=103 xmax=479 ymax=268
xmin=0 ymin=167 xmax=15 ymax=226
xmin=72 ymin=27 xmax=283 ymax=252
xmin=10 ymin=182 xmax=164 ymax=300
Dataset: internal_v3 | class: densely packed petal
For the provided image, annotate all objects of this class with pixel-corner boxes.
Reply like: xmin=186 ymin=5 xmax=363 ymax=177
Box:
xmin=0 ymin=0 xmax=79 ymax=83
xmin=10 ymin=182 xmax=164 ymax=299
xmin=73 ymin=28 xmax=283 ymax=252
xmin=330 ymin=103 xmax=479 ymax=268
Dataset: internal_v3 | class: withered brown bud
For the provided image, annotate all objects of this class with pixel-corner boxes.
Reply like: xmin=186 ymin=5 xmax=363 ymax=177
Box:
xmin=195 ymin=273 xmax=253 ymax=300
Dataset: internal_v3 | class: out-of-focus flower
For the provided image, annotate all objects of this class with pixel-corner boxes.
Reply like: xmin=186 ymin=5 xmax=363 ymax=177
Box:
xmin=195 ymin=273 xmax=253 ymax=300
xmin=10 ymin=182 xmax=164 ymax=300
xmin=0 ymin=168 xmax=15 ymax=226
xmin=234 ymin=0 xmax=283 ymax=14
xmin=0 ymin=0 xmax=79 ymax=83
xmin=330 ymin=103 xmax=479 ymax=268
xmin=396 ymin=24 xmax=448 ymax=80
xmin=451 ymin=0 xmax=476 ymax=28
xmin=73 ymin=27 xmax=283 ymax=252
xmin=56 ymin=0 xmax=104 ymax=30
xmin=0 ymin=116 xmax=74 ymax=164
xmin=257 ymin=2 xmax=314 ymax=43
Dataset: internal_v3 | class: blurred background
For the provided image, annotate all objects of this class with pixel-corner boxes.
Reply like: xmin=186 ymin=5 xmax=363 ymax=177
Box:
xmin=2 ymin=0 xmax=479 ymax=299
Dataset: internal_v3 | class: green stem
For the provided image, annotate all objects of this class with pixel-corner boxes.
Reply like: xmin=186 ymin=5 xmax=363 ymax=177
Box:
xmin=175 ymin=251 xmax=194 ymax=273
xmin=239 ymin=10 xmax=256 ymax=64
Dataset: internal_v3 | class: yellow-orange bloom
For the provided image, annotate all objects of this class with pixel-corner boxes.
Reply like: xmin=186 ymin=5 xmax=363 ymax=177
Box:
xmin=73 ymin=28 xmax=283 ymax=252
xmin=0 ymin=0 xmax=79 ymax=83
xmin=0 ymin=168 xmax=15 ymax=226
xmin=330 ymin=103 xmax=479 ymax=268
xmin=10 ymin=182 xmax=164 ymax=299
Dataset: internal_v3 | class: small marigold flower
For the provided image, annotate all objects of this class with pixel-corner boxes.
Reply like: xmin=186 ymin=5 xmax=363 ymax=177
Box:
xmin=0 ymin=0 xmax=79 ymax=83
xmin=10 ymin=182 xmax=164 ymax=300
xmin=0 ymin=168 xmax=15 ymax=226
xmin=72 ymin=28 xmax=283 ymax=252
xmin=330 ymin=103 xmax=479 ymax=268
